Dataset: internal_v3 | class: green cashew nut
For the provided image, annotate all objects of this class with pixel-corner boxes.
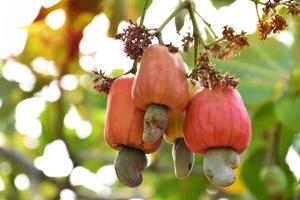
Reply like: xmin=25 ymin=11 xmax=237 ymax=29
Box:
xmin=114 ymin=146 xmax=148 ymax=187
xmin=172 ymin=138 xmax=195 ymax=179
xmin=143 ymin=104 xmax=169 ymax=144
xmin=204 ymin=148 xmax=240 ymax=187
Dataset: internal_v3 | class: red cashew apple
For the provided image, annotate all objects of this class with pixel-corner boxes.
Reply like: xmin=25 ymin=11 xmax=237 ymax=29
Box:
xmin=104 ymin=76 xmax=162 ymax=187
xmin=184 ymin=87 xmax=251 ymax=186
xmin=132 ymin=44 xmax=190 ymax=144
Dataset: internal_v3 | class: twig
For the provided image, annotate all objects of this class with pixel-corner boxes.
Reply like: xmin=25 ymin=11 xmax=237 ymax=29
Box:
xmin=0 ymin=147 xmax=41 ymax=175
xmin=251 ymin=0 xmax=262 ymax=21
xmin=139 ymin=0 xmax=150 ymax=26
xmin=0 ymin=147 xmax=45 ymax=199
xmin=206 ymin=37 xmax=226 ymax=48
xmin=0 ymin=147 xmax=68 ymax=188
xmin=56 ymin=82 xmax=80 ymax=166
xmin=155 ymin=0 xmax=190 ymax=34
xmin=187 ymin=2 xmax=206 ymax=48
xmin=119 ymin=0 xmax=189 ymax=76
xmin=194 ymin=10 xmax=218 ymax=39
xmin=119 ymin=0 xmax=149 ymax=77
xmin=194 ymin=34 xmax=199 ymax=66
xmin=115 ymin=60 xmax=138 ymax=79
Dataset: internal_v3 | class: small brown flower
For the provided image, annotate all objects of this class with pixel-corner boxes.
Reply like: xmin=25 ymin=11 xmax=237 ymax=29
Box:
xmin=284 ymin=0 xmax=300 ymax=16
xmin=181 ymin=32 xmax=194 ymax=52
xmin=115 ymin=20 xmax=154 ymax=61
xmin=191 ymin=52 xmax=239 ymax=89
xmin=263 ymin=1 xmax=277 ymax=15
xmin=93 ymin=70 xmax=114 ymax=95
xmin=257 ymin=21 xmax=273 ymax=40
xmin=210 ymin=43 xmax=222 ymax=59
xmin=271 ymin=14 xmax=288 ymax=33
xmin=235 ymin=31 xmax=249 ymax=47
xmin=220 ymin=72 xmax=240 ymax=88
xmin=222 ymin=26 xmax=235 ymax=41
xmin=211 ymin=27 xmax=248 ymax=60
xmin=253 ymin=0 xmax=299 ymax=39
xmin=287 ymin=6 xmax=300 ymax=16
xmin=164 ymin=43 xmax=179 ymax=53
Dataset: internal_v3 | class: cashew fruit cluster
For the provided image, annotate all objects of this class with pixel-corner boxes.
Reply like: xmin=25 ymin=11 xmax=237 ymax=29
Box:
xmin=103 ymin=44 xmax=252 ymax=187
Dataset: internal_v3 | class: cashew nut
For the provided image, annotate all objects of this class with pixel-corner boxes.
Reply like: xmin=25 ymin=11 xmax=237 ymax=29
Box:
xmin=204 ymin=148 xmax=240 ymax=187
xmin=143 ymin=104 xmax=168 ymax=144
xmin=172 ymin=138 xmax=195 ymax=179
xmin=114 ymin=146 xmax=148 ymax=187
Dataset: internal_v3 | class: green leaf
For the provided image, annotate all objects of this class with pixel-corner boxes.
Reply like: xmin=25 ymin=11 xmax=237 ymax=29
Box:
xmin=148 ymin=174 xmax=209 ymax=200
xmin=290 ymin=14 xmax=300 ymax=93
xmin=211 ymin=0 xmax=235 ymax=9
xmin=129 ymin=0 xmax=153 ymax=16
xmin=250 ymin=102 xmax=277 ymax=153
xmin=38 ymin=102 xmax=59 ymax=151
xmin=275 ymin=124 xmax=297 ymax=196
xmin=122 ymin=0 xmax=153 ymax=22
xmin=0 ymin=78 xmax=23 ymax=135
xmin=215 ymin=35 xmax=292 ymax=107
xmin=40 ymin=181 xmax=57 ymax=199
xmin=275 ymin=124 xmax=296 ymax=198
xmin=275 ymin=93 xmax=300 ymax=131
xmin=289 ymin=69 xmax=300 ymax=93
xmin=175 ymin=9 xmax=188 ymax=33
xmin=279 ymin=162 xmax=297 ymax=198
xmin=0 ymin=79 xmax=20 ymax=117
xmin=293 ymin=134 xmax=300 ymax=156
xmin=278 ymin=124 xmax=296 ymax=162
xmin=241 ymin=148 xmax=268 ymax=200
xmin=180 ymin=47 xmax=194 ymax=69
xmin=204 ymin=27 xmax=215 ymax=43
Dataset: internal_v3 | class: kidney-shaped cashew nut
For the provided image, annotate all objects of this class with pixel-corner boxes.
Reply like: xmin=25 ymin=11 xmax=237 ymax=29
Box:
xmin=204 ymin=148 xmax=240 ymax=187
xmin=172 ymin=138 xmax=195 ymax=179
xmin=114 ymin=146 xmax=148 ymax=187
xmin=143 ymin=104 xmax=169 ymax=144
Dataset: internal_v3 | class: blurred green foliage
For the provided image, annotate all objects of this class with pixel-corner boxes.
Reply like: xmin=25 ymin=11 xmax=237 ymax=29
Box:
xmin=0 ymin=0 xmax=300 ymax=200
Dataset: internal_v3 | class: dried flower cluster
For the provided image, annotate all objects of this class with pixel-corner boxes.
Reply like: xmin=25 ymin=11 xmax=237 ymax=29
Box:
xmin=181 ymin=32 xmax=194 ymax=52
xmin=254 ymin=0 xmax=299 ymax=40
xmin=209 ymin=26 xmax=249 ymax=61
xmin=164 ymin=43 xmax=179 ymax=53
xmin=285 ymin=1 xmax=300 ymax=15
xmin=257 ymin=14 xmax=288 ymax=40
xmin=93 ymin=0 xmax=299 ymax=95
xmin=190 ymin=52 xmax=239 ymax=89
xmin=115 ymin=20 xmax=154 ymax=61
xmin=263 ymin=0 xmax=300 ymax=16
xmin=93 ymin=70 xmax=114 ymax=94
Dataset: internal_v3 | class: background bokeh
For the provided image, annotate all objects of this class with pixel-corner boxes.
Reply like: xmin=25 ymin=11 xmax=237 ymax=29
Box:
xmin=0 ymin=0 xmax=300 ymax=199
